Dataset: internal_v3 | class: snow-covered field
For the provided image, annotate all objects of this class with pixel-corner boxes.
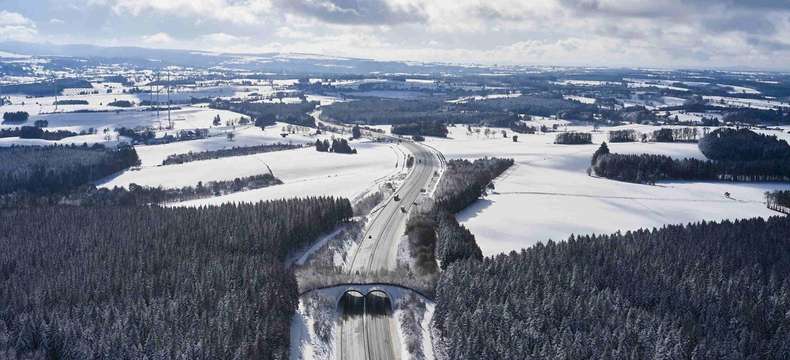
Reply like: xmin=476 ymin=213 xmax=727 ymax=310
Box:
xmin=0 ymin=92 xmax=140 ymax=115
xmin=2 ymin=86 xmax=408 ymax=207
xmin=563 ymin=95 xmax=596 ymax=104
xmin=704 ymin=96 xmax=790 ymax=110
xmin=132 ymin=123 xmax=322 ymax=166
xmin=0 ymin=132 xmax=130 ymax=148
xmin=7 ymin=106 xmax=246 ymax=133
xmin=426 ymin=125 xmax=790 ymax=257
xmin=100 ymin=138 xmax=406 ymax=206
xmin=0 ymin=105 xmax=253 ymax=147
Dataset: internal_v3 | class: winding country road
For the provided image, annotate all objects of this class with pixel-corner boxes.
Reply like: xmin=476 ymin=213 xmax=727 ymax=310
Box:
xmin=339 ymin=139 xmax=442 ymax=360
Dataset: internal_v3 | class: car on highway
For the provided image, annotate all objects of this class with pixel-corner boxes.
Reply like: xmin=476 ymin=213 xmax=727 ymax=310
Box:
xmin=394 ymin=195 xmax=400 ymax=201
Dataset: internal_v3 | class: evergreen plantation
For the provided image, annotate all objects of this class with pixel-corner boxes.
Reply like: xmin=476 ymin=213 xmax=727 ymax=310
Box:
xmin=592 ymin=128 xmax=790 ymax=184
xmin=0 ymin=198 xmax=352 ymax=359
xmin=162 ymin=143 xmax=302 ymax=165
xmin=405 ymin=157 xmax=512 ymax=274
xmin=434 ymin=216 xmax=790 ymax=359
xmin=0 ymin=144 xmax=140 ymax=195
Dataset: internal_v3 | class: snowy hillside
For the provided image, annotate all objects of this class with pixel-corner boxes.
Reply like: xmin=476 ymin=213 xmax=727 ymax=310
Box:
xmin=426 ymin=125 xmax=790 ymax=256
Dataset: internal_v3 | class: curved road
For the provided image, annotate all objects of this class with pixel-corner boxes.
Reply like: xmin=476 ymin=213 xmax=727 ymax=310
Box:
xmin=339 ymin=139 xmax=441 ymax=360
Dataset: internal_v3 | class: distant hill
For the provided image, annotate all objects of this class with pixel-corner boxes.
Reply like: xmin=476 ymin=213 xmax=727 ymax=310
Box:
xmin=0 ymin=41 xmax=486 ymax=75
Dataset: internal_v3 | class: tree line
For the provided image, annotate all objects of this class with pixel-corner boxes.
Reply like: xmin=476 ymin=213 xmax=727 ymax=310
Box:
xmin=320 ymin=97 xmax=517 ymax=128
xmin=608 ymin=129 xmax=639 ymax=142
xmin=434 ymin=216 xmax=790 ymax=359
xmin=699 ymin=128 xmax=790 ymax=161
xmin=652 ymin=127 xmax=699 ymax=142
xmin=511 ymin=122 xmax=537 ymax=134
xmin=391 ymin=121 xmax=449 ymax=138
xmin=2 ymin=111 xmax=29 ymax=124
xmin=162 ymin=143 xmax=302 ymax=165
xmin=0 ymin=144 xmax=140 ymax=196
xmin=0 ymin=197 xmax=352 ymax=359
xmin=0 ymin=174 xmax=283 ymax=208
xmin=405 ymin=158 xmax=512 ymax=274
xmin=723 ymin=108 xmax=789 ymax=125
xmin=435 ymin=210 xmax=483 ymax=270
xmin=314 ymin=138 xmax=356 ymax=154
xmin=107 ymin=100 xmax=134 ymax=107
xmin=608 ymin=127 xmax=702 ymax=144
xmin=0 ymin=78 xmax=91 ymax=97
xmin=766 ymin=190 xmax=790 ymax=214
xmin=592 ymin=128 xmax=790 ymax=184
xmin=433 ymin=158 xmax=511 ymax=267
xmin=435 ymin=158 xmax=514 ymax=213
xmin=592 ymin=149 xmax=790 ymax=184
xmin=210 ymin=100 xmax=317 ymax=128
xmin=54 ymin=99 xmax=89 ymax=105
xmin=555 ymin=132 xmax=592 ymax=145
xmin=0 ymin=126 xmax=79 ymax=141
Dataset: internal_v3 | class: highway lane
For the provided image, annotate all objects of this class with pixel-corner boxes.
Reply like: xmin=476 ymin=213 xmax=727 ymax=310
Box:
xmin=349 ymin=140 xmax=439 ymax=273
xmin=340 ymin=139 xmax=441 ymax=360
xmin=364 ymin=292 xmax=397 ymax=360
xmin=339 ymin=292 xmax=367 ymax=360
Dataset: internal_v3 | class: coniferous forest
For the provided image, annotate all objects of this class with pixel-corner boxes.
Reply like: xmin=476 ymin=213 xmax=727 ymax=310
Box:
xmin=766 ymin=190 xmax=790 ymax=213
xmin=0 ymin=144 xmax=140 ymax=195
xmin=555 ymin=132 xmax=592 ymax=144
xmin=0 ymin=198 xmax=352 ymax=359
xmin=592 ymin=151 xmax=790 ymax=184
xmin=592 ymin=128 xmax=790 ymax=184
xmin=434 ymin=216 xmax=790 ymax=359
xmin=698 ymin=128 xmax=790 ymax=161
xmin=404 ymin=158 xmax=511 ymax=273
xmin=391 ymin=121 xmax=449 ymax=138
xmin=210 ymin=100 xmax=317 ymax=128
xmin=435 ymin=210 xmax=483 ymax=269
xmin=435 ymin=158 xmax=514 ymax=213
xmin=162 ymin=143 xmax=301 ymax=165
xmin=0 ymin=126 xmax=79 ymax=140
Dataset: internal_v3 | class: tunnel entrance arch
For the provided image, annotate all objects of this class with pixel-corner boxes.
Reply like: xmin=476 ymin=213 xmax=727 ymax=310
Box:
xmin=364 ymin=290 xmax=393 ymax=317
xmin=338 ymin=290 xmax=366 ymax=319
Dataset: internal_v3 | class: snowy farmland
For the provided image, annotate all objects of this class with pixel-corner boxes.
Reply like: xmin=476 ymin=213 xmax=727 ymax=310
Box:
xmin=128 ymin=122 xmax=329 ymax=166
xmin=0 ymin=105 xmax=253 ymax=148
xmin=100 ymin=138 xmax=407 ymax=205
xmin=425 ymin=125 xmax=790 ymax=256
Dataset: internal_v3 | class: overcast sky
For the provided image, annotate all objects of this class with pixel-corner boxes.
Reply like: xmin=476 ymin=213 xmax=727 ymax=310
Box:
xmin=1 ymin=0 xmax=789 ymax=70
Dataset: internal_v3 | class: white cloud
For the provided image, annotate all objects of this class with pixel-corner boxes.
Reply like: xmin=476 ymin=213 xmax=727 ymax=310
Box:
xmin=199 ymin=32 xmax=248 ymax=44
xmin=8 ymin=0 xmax=790 ymax=70
xmin=104 ymin=0 xmax=271 ymax=24
xmin=141 ymin=32 xmax=175 ymax=45
xmin=0 ymin=11 xmax=37 ymax=41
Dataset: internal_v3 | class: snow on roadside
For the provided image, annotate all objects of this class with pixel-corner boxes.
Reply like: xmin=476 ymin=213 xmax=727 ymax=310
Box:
xmin=288 ymin=227 xmax=346 ymax=267
xmin=394 ymin=293 xmax=436 ymax=360
xmin=290 ymin=293 xmax=337 ymax=360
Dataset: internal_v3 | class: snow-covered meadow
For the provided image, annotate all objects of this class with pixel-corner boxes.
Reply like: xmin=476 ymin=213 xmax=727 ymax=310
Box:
xmin=0 ymin=104 xmax=253 ymax=148
xmin=425 ymin=125 xmax=790 ymax=257
xmin=99 ymin=136 xmax=407 ymax=206
xmin=131 ymin=123 xmax=322 ymax=166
